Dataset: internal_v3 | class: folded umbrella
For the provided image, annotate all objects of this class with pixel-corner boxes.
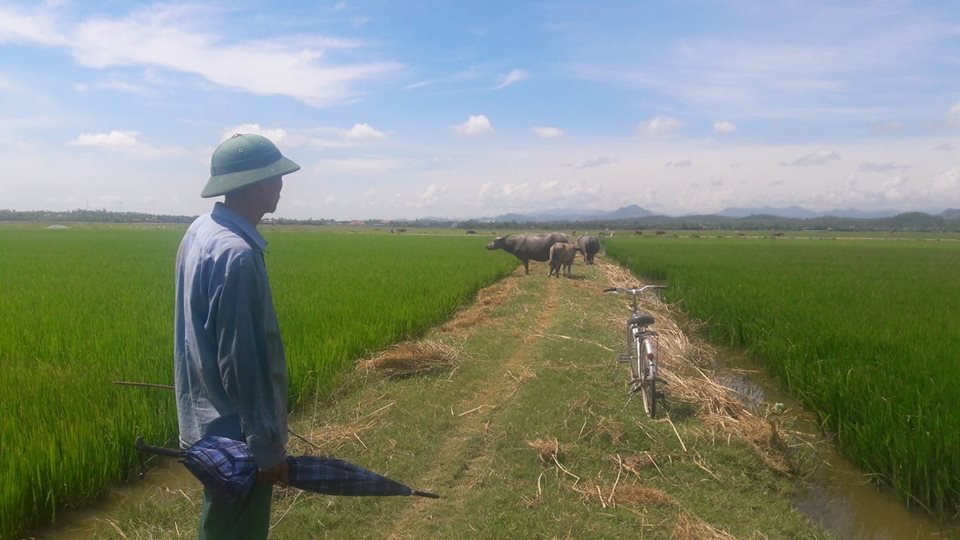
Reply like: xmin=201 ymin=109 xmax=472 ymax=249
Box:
xmin=135 ymin=435 xmax=439 ymax=504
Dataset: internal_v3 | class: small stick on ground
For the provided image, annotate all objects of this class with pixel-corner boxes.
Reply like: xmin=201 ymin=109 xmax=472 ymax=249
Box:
xmin=608 ymin=455 xmax=623 ymax=507
xmin=645 ymin=451 xmax=666 ymax=479
xmin=270 ymin=490 xmax=302 ymax=531
xmin=554 ymin=456 xmax=581 ymax=484
xmin=458 ymin=404 xmax=495 ymax=416
xmin=288 ymin=428 xmax=321 ymax=451
xmin=693 ymin=451 xmax=721 ymax=482
xmin=666 ymin=418 xmax=688 ymax=453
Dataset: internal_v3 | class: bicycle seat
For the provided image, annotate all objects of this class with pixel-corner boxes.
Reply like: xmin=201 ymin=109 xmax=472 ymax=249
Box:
xmin=629 ymin=313 xmax=655 ymax=326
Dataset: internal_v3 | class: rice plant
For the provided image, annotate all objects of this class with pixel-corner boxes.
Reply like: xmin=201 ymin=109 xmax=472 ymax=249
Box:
xmin=0 ymin=228 xmax=515 ymax=539
xmin=605 ymin=235 xmax=960 ymax=517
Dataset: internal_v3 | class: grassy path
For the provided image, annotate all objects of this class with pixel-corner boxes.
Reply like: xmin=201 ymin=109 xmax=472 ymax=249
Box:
xmin=47 ymin=259 xmax=826 ymax=539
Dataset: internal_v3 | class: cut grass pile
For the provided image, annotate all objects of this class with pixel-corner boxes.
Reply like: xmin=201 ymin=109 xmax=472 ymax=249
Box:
xmin=0 ymin=228 xmax=515 ymax=539
xmin=606 ymin=235 xmax=960 ymax=517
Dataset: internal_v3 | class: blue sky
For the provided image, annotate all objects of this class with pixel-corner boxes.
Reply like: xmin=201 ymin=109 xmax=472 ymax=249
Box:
xmin=1 ymin=0 xmax=959 ymax=219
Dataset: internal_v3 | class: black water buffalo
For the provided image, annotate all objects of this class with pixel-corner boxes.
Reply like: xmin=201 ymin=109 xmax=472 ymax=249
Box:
xmin=577 ymin=235 xmax=600 ymax=264
xmin=486 ymin=232 xmax=570 ymax=274
xmin=548 ymin=242 xmax=579 ymax=278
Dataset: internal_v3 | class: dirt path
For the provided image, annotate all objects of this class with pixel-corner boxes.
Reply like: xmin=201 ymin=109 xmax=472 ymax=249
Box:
xmin=381 ymin=272 xmax=562 ymax=539
xmin=54 ymin=258 xmax=826 ymax=539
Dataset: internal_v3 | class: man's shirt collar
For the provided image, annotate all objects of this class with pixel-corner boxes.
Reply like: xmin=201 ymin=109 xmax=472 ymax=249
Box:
xmin=212 ymin=202 xmax=268 ymax=252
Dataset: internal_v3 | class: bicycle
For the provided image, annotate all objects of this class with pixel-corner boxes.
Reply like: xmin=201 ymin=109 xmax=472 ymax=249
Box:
xmin=604 ymin=284 xmax=667 ymax=418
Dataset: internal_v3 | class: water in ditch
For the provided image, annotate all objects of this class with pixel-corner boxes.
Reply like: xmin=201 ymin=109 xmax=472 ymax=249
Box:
xmin=716 ymin=346 xmax=955 ymax=539
xmin=29 ymin=454 xmax=198 ymax=539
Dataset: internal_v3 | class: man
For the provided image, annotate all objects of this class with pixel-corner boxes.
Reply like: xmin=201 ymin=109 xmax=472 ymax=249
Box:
xmin=174 ymin=133 xmax=300 ymax=539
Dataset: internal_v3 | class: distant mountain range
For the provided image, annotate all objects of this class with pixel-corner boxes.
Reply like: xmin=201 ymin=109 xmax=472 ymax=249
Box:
xmin=715 ymin=206 xmax=902 ymax=219
xmin=486 ymin=205 xmax=958 ymax=222
xmin=491 ymin=205 xmax=655 ymax=222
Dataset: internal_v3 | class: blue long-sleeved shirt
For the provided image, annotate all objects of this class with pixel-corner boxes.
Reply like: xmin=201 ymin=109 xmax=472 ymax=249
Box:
xmin=174 ymin=202 xmax=288 ymax=468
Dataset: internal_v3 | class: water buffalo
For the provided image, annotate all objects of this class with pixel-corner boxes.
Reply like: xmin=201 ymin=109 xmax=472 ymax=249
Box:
xmin=486 ymin=232 xmax=570 ymax=274
xmin=577 ymin=235 xmax=600 ymax=265
xmin=548 ymin=242 xmax=579 ymax=278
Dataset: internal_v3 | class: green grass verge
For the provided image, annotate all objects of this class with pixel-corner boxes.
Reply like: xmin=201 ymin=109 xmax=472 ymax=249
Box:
xmin=0 ymin=229 xmax=515 ymax=539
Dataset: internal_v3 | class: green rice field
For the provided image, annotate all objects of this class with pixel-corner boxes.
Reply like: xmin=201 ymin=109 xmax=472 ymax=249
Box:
xmin=605 ymin=235 xmax=960 ymax=517
xmin=0 ymin=227 xmax=516 ymax=539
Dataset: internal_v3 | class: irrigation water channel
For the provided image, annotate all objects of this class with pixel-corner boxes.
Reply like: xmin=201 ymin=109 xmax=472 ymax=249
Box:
xmin=31 ymin=355 xmax=953 ymax=538
xmin=719 ymin=346 xmax=952 ymax=539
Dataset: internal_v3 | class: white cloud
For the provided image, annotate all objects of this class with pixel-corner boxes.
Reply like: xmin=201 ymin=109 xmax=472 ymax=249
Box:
xmin=221 ymin=124 xmax=287 ymax=144
xmin=858 ymin=162 xmax=909 ymax=173
xmin=343 ymin=123 xmax=387 ymax=140
xmin=454 ymin=66 xmax=481 ymax=81
xmin=0 ymin=6 xmax=66 ymax=46
xmin=478 ymin=180 xmax=604 ymax=210
xmin=638 ymin=116 xmax=681 ymax=137
xmin=418 ymin=184 xmax=447 ymax=204
xmin=531 ymin=126 xmax=564 ymax=138
xmin=454 ymin=115 xmax=494 ymax=136
xmin=403 ymin=79 xmax=434 ymax=90
xmin=949 ymin=101 xmax=960 ymax=127
xmin=495 ymin=68 xmax=529 ymax=89
xmin=571 ymin=156 xmax=618 ymax=169
xmin=881 ymin=175 xmax=908 ymax=202
xmin=69 ymin=129 xmax=186 ymax=157
xmin=2 ymin=4 xmax=400 ymax=108
xmin=932 ymin=167 xmax=959 ymax=194
xmin=665 ymin=159 xmax=692 ymax=167
xmin=713 ymin=120 xmax=736 ymax=134
xmin=72 ymin=130 xmax=139 ymax=147
xmin=935 ymin=142 xmax=955 ymax=151
xmin=311 ymin=157 xmax=408 ymax=176
xmin=779 ymin=150 xmax=841 ymax=167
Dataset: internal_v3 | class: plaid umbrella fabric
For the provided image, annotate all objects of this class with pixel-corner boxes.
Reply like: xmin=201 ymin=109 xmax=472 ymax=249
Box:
xmin=287 ymin=456 xmax=438 ymax=498
xmin=135 ymin=435 xmax=439 ymax=503
xmin=181 ymin=436 xmax=258 ymax=504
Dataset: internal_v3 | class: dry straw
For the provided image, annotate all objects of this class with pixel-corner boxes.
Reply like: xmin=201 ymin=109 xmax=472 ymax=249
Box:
xmin=357 ymin=339 xmax=460 ymax=379
xmin=597 ymin=261 xmax=807 ymax=476
xmin=526 ymin=437 xmax=568 ymax=463
xmin=672 ymin=511 xmax=738 ymax=540
xmin=437 ymin=271 xmax=520 ymax=334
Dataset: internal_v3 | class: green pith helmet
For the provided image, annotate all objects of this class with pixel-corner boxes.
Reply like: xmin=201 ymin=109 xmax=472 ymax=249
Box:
xmin=201 ymin=134 xmax=301 ymax=198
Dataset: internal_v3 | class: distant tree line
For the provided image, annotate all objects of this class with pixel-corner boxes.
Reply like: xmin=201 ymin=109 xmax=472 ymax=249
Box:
xmin=0 ymin=208 xmax=195 ymax=223
xmin=4 ymin=208 xmax=960 ymax=232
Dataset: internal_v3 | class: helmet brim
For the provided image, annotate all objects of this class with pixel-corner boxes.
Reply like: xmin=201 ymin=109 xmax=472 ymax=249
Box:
xmin=201 ymin=156 xmax=301 ymax=198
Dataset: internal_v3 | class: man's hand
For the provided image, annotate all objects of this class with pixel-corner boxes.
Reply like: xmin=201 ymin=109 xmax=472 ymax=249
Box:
xmin=256 ymin=459 xmax=289 ymax=485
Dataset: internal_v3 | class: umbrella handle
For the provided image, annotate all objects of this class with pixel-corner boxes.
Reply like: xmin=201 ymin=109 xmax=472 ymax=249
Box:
xmin=413 ymin=490 xmax=440 ymax=499
xmin=135 ymin=436 xmax=185 ymax=458
xmin=134 ymin=436 xmax=185 ymax=480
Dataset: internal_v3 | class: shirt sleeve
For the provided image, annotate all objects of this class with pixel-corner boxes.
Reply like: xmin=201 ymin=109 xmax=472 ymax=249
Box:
xmin=214 ymin=252 xmax=287 ymax=469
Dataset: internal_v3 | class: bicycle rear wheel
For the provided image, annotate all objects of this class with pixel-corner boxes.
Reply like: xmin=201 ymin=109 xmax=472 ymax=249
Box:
xmin=641 ymin=367 xmax=656 ymax=418
xmin=637 ymin=337 xmax=656 ymax=418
